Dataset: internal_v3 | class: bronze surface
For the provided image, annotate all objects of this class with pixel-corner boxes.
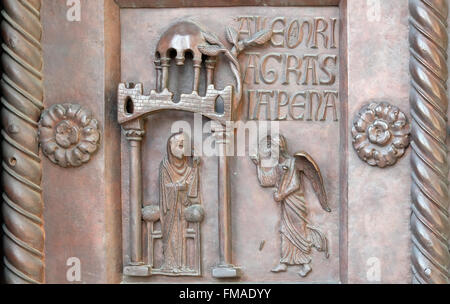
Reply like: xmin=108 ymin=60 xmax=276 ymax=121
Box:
xmin=1 ymin=0 xmax=45 ymax=284
xmin=409 ymin=0 xmax=450 ymax=284
xmin=0 ymin=0 xmax=448 ymax=284
xmin=120 ymin=5 xmax=341 ymax=283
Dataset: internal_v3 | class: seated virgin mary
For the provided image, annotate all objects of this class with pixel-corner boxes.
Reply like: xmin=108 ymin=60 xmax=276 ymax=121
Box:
xmin=159 ymin=132 xmax=203 ymax=274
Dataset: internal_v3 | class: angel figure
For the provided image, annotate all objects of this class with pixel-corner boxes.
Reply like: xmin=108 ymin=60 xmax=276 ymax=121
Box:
xmin=251 ymin=134 xmax=331 ymax=277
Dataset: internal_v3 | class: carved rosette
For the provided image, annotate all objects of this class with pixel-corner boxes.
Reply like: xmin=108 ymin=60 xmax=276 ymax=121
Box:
xmin=1 ymin=0 xmax=45 ymax=283
xmin=38 ymin=104 xmax=100 ymax=168
xmin=409 ymin=0 xmax=450 ymax=284
xmin=352 ymin=102 xmax=410 ymax=168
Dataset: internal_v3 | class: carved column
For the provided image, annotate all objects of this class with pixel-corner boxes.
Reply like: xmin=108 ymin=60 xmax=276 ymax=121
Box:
xmin=161 ymin=57 xmax=170 ymax=91
xmin=409 ymin=0 xmax=450 ymax=283
xmin=154 ymin=58 xmax=162 ymax=92
xmin=124 ymin=126 xmax=145 ymax=266
xmin=217 ymin=127 xmax=232 ymax=265
xmin=193 ymin=58 xmax=202 ymax=94
xmin=1 ymin=0 xmax=45 ymax=284
xmin=211 ymin=124 xmax=240 ymax=278
xmin=205 ymin=58 xmax=217 ymax=86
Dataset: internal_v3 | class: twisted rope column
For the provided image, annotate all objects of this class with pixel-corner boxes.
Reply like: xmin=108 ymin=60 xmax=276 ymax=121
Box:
xmin=409 ymin=0 xmax=450 ymax=284
xmin=1 ymin=0 xmax=44 ymax=283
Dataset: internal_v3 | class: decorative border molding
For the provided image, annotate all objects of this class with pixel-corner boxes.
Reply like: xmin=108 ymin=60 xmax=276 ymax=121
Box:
xmin=1 ymin=0 xmax=45 ymax=283
xmin=409 ymin=0 xmax=450 ymax=284
xmin=114 ymin=0 xmax=341 ymax=8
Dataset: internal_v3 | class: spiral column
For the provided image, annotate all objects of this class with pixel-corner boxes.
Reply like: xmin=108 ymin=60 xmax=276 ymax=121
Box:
xmin=1 ymin=0 xmax=44 ymax=283
xmin=409 ymin=0 xmax=450 ymax=284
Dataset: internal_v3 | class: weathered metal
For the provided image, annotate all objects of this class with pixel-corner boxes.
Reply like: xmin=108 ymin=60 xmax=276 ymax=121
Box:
xmin=352 ymin=101 xmax=410 ymax=168
xmin=119 ymin=4 xmax=341 ymax=283
xmin=118 ymin=19 xmax=272 ymax=279
xmin=251 ymin=134 xmax=331 ymax=277
xmin=409 ymin=0 xmax=450 ymax=284
xmin=1 ymin=0 xmax=45 ymax=284
xmin=38 ymin=103 xmax=101 ymax=168
xmin=0 ymin=0 xmax=448 ymax=285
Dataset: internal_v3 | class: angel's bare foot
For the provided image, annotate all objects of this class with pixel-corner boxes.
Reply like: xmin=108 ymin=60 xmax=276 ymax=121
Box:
xmin=298 ymin=264 xmax=312 ymax=277
xmin=271 ymin=263 xmax=288 ymax=273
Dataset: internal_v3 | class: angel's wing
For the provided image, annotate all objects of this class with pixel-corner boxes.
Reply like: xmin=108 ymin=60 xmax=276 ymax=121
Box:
xmin=294 ymin=152 xmax=331 ymax=212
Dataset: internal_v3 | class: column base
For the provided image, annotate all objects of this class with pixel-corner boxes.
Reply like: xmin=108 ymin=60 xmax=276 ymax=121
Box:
xmin=212 ymin=265 xmax=242 ymax=279
xmin=123 ymin=265 xmax=150 ymax=277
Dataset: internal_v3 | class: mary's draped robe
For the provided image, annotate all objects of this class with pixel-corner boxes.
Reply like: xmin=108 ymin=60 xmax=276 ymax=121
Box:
xmin=159 ymin=153 xmax=199 ymax=272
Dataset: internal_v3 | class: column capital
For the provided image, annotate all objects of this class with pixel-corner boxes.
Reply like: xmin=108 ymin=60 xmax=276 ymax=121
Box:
xmin=123 ymin=129 xmax=145 ymax=141
xmin=160 ymin=57 xmax=170 ymax=67
xmin=212 ymin=123 xmax=233 ymax=145
xmin=205 ymin=58 xmax=217 ymax=69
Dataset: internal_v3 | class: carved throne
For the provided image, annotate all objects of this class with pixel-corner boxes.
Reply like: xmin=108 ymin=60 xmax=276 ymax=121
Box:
xmin=142 ymin=203 xmax=204 ymax=276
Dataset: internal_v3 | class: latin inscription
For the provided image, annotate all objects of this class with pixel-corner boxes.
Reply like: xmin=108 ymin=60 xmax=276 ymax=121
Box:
xmin=235 ymin=16 xmax=340 ymax=121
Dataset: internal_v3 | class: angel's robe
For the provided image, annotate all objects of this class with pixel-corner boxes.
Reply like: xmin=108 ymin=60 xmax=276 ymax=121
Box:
xmin=159 ymin=155 xmax=199 ymax=272
xmin=257 ymin=156 xmax=327 ymax=265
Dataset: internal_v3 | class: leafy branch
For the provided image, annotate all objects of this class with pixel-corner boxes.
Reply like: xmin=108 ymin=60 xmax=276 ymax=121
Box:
xmin=198 ymin=26 xmax=273 ymax=116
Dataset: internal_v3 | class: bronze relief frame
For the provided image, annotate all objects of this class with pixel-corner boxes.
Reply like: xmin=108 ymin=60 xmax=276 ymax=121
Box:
xmin=0 ymin=0 xmax=448 ymax=284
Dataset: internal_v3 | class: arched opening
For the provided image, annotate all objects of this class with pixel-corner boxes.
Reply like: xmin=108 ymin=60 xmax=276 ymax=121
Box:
xmin=168 ymin=48 xmax=177 ymax=59
xmin=168 ymin=50 xmax=206 ymax=103
xmin=214 ymin=95 xmax=224 ymax=115
xmin=125 ymin=96 xmax=134 ymax=115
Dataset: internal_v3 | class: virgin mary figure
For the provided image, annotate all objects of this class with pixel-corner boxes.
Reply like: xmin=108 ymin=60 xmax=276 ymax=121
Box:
xmin=159 ymin=132 xmax=202 ymax=274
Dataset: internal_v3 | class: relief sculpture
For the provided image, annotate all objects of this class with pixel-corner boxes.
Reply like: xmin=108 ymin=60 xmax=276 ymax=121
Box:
xmin=39 ymin=103 xmax=101 ymax=168
xmin=251 ymin=135 xmax=331 ymax=277
xmin=352 ymin=101 xmax=410 ymax=168
xmin=134 ymin=132 xmax=204 ymax=277
xmin=157 ymin=132 xmax=203 ymax=275
xmin=1 ymin=0 xmax=449 ymax=286
xmin=120 ymin=19 xmax=273 ymax=279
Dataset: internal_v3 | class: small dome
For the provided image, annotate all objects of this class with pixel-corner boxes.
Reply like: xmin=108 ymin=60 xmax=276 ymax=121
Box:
xmin=156 ymin=20 xmax=206 ymax=65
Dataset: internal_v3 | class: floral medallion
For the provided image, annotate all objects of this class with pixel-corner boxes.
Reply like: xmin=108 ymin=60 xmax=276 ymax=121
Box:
xmin=352 ymin=101 xmax=410 ymax=168
xmin=39 ymin=103 xmax=101 ymax=168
